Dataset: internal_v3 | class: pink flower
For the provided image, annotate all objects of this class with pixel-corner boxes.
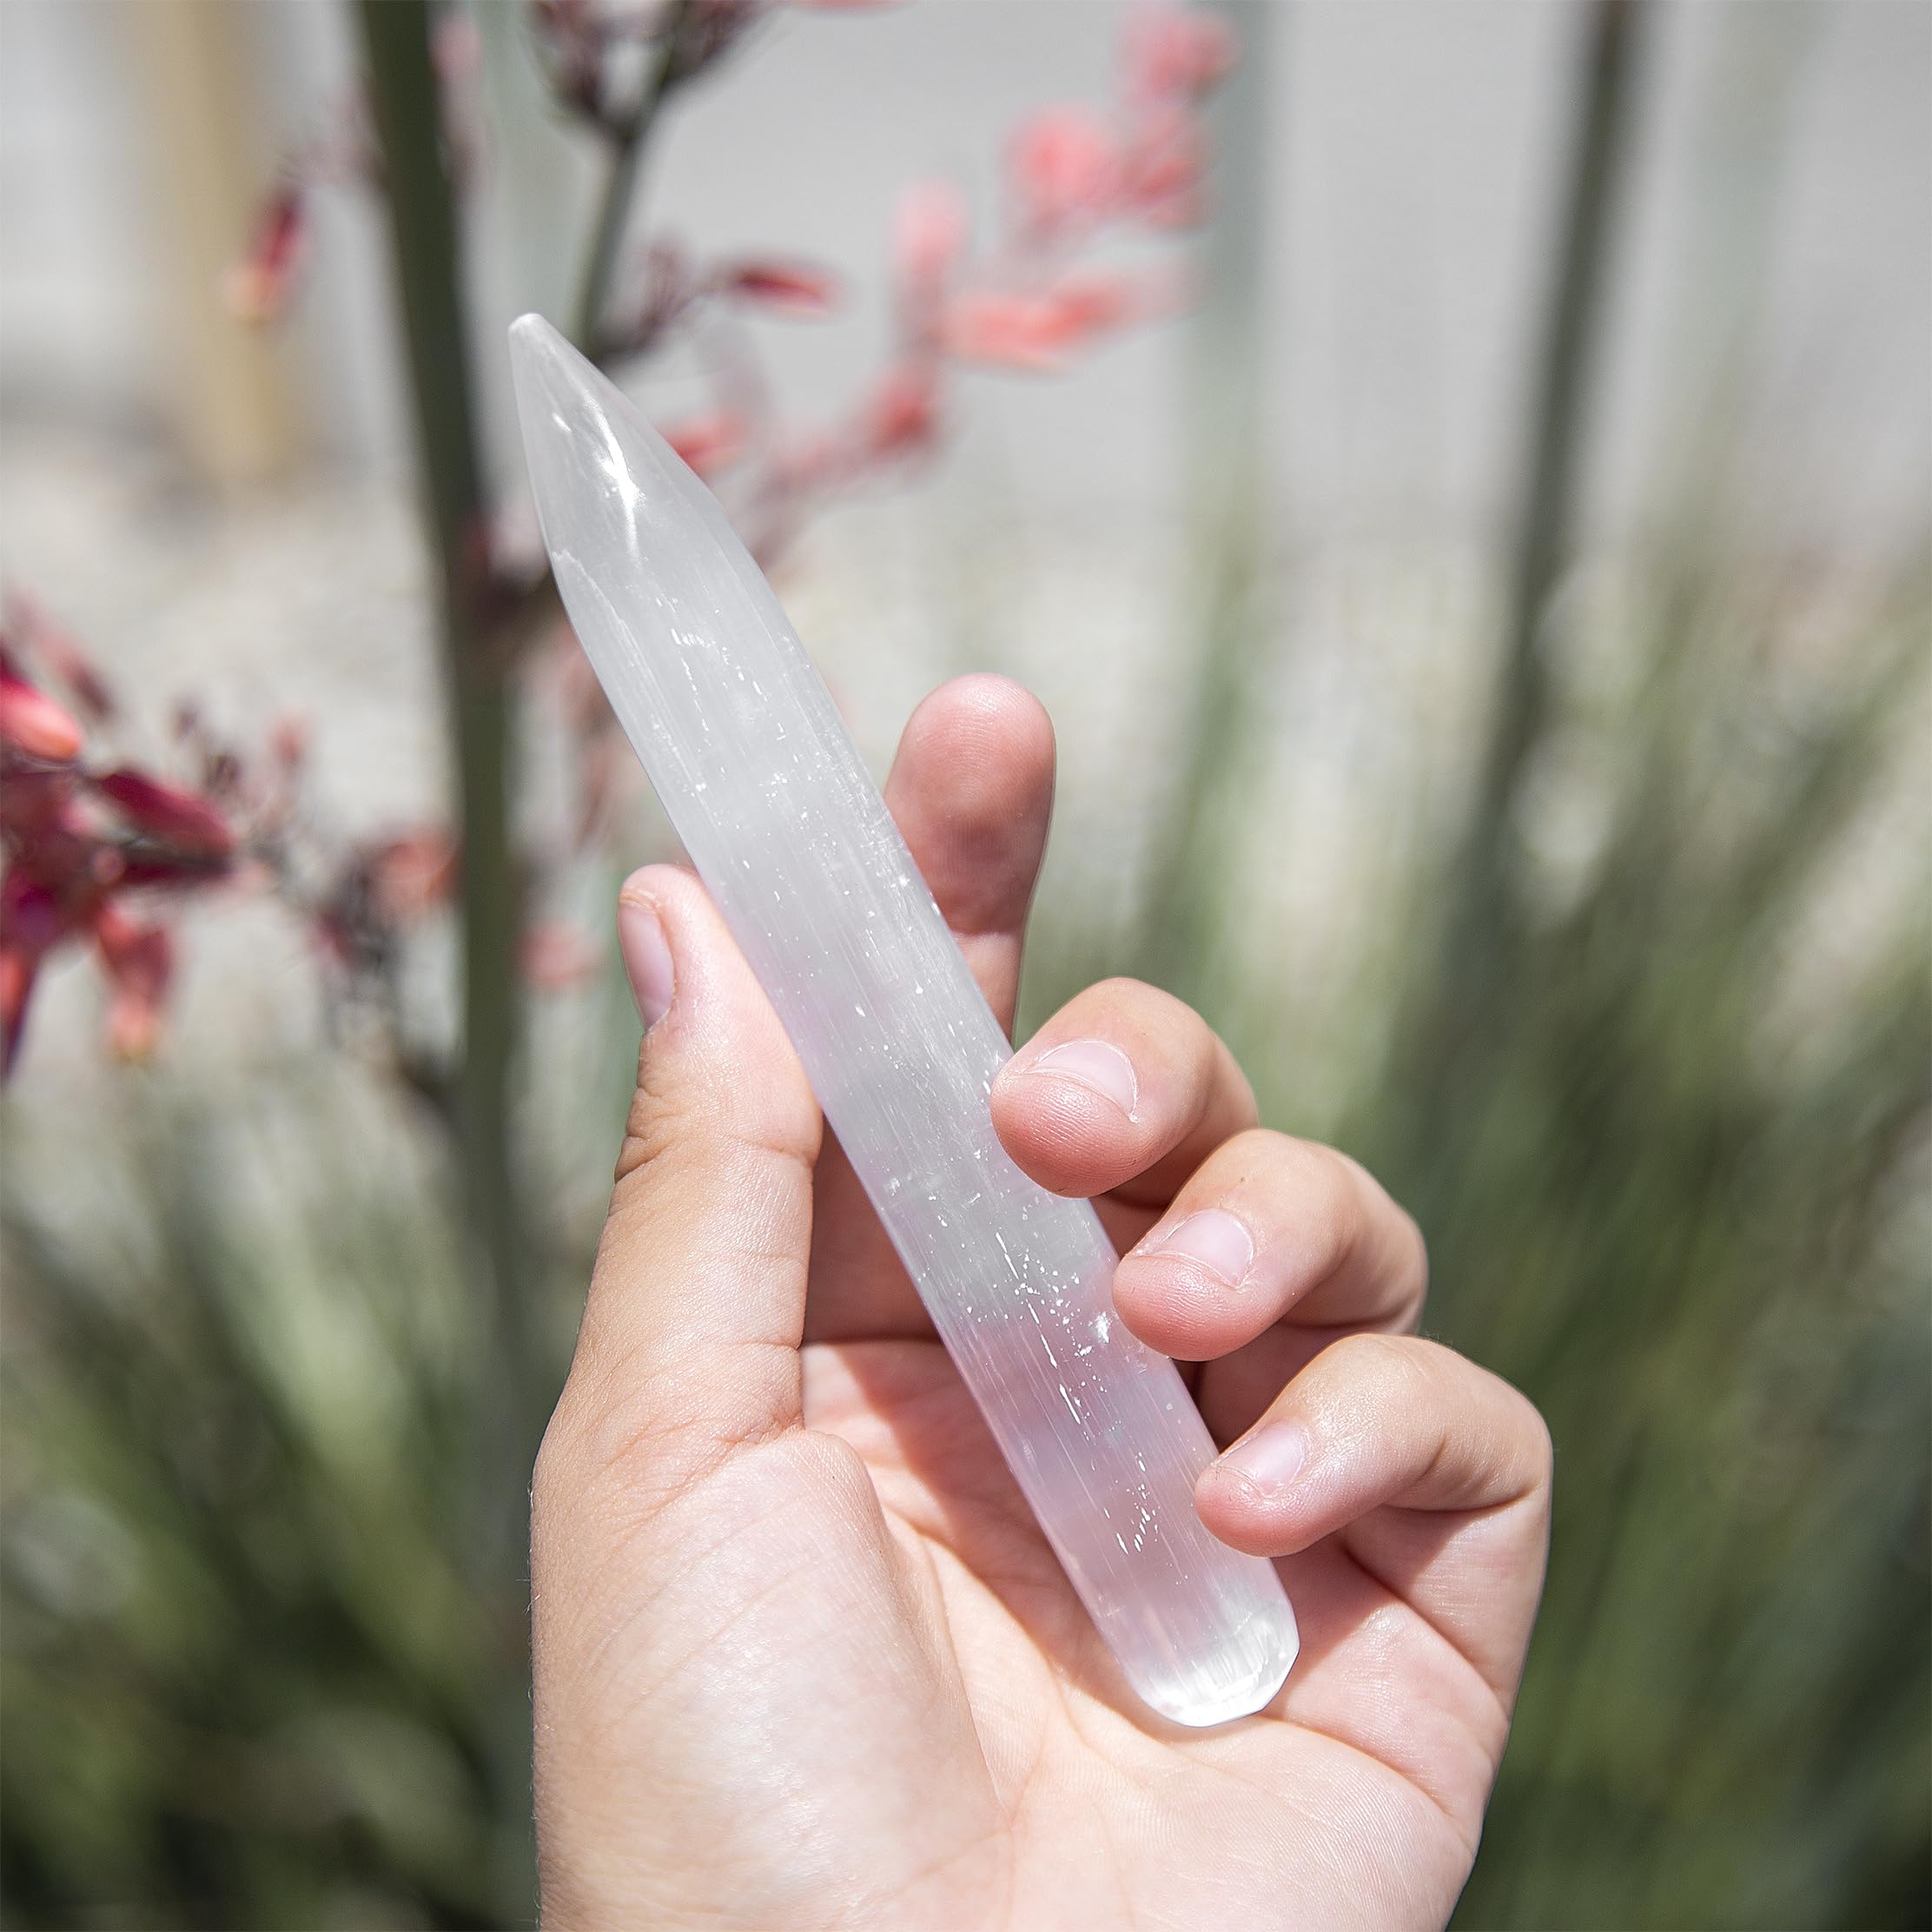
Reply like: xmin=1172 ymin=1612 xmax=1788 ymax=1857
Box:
xmin=659 ymin=410 xmax=748 ymax=479
xmin=268 ymin=716 xmax=309 ymax=771
xmin=93 ymin=903 xmax=173 ymax=1063
xmin=942 ymin=274 xmax=1156 ymax=371
xmin=0 ymin=652 xmax=83 ymax=765
xmin=860 ymin=361 xmax=942 ymax=458
xmin=1122 ymin=4 xmax=1238 ymax=104
xmin=95 ymin=769 xmax=236 ymax=861
xmin=892 ymin=180 xmax=969 ymax=317
xmin=718 ymin=259 xmax=840 ymax=318
xmin=1120 ymin=105 xmax=1208 ymax=226
xmin=1048 ymin=269 xmax=1178 ymax=335
xmin=6 ymin=593 xmax=115 ymax=722
xmin=222 ymin=180 xmax=308 ymax=326
xmin=521 ymin=920 xmax=603 ymax=990
xmin=942 ymin=293 xmax=1069 ymax=371
xmin=1008 ymin=108 xmax=1119 ymax=235
xmin=367 ymin=829 xmax=458 ymax=923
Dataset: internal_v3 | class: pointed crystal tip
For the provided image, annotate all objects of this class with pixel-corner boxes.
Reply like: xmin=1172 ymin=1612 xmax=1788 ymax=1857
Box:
xmin=507 ymin=310 xmax=745 ymax=582
xmin=506 ymin=310 xmax=575 ymax=410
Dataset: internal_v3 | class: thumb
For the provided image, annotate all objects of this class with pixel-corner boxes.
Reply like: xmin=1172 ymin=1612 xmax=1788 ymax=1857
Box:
xmin=547 ymin=863 xmax=823 ymax=1498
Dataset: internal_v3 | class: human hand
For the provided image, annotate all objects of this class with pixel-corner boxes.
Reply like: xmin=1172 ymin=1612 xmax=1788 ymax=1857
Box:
xmin=532 ymin=676 xmax=1552 ymax=1930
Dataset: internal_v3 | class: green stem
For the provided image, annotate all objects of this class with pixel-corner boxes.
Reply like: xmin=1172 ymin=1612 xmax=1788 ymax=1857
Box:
xmin=571 ymin=0 xmax=695 ymax=354
xmin=358 ymin=0 xmax=533 ymax=1477
xmin=360 ymin=3 xmax=538 ymax=1909
xmin=1460 ymin=0 xmax=1644 ymax=946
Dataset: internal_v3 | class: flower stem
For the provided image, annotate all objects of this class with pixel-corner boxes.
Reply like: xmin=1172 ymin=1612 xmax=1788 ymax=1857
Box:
xmin=359 ymin=3 xmax=540 ymax=1908
xmin=571 ymin=0 xmax=696 ymax=354
xmin=357 ymin=0 xmax=536 ymax=1508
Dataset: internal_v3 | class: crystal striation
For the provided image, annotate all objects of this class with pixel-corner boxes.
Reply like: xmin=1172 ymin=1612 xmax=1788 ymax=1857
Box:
xmin=509 ymin=314 xmax=1297 ymax=1726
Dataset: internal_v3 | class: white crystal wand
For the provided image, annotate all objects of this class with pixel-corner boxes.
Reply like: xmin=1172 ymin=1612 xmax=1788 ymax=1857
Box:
xmin=510 ymin=315 xmax=1297 ymax=1727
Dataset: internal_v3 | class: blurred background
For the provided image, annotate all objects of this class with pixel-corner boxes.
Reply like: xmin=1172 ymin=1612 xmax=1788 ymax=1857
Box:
xmin=1 ymin=1 xmax=1926 ymax=1926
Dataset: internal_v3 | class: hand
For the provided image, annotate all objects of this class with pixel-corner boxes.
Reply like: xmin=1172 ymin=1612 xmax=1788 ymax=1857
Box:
xmin=532 ymin=676 xmax=1552 ymax=1931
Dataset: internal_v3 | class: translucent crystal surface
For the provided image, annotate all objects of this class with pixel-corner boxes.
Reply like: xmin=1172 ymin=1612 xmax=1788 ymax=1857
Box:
xmin=510 ymin=314 xmax=1297 ymax=1726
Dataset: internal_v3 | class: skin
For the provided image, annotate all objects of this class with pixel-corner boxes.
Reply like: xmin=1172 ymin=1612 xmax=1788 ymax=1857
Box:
xmin=532 ymin=676 xmax=1552 ymax=1932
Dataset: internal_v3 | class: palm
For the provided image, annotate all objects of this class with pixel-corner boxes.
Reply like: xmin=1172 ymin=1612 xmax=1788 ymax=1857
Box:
xmin=587 ymin=1284 xmax=1504 ymax=1931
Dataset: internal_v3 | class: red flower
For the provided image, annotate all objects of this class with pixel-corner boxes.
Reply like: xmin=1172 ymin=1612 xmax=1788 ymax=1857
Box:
xmin=0 ymin=940 xmax=33 ymax=1074
xmin=95 ymin=769 xmax=236 ymax=861
xmin=1008 ymin=108 xmax=1120 ymax=235
xmin=0 ymin=652 xmax=83 ymax=764
xmin=222 ymin=179 xmax=308 ymax=327
xmin=719 ymin=260 xmax=840 ymax=318
xmin=5 ymin=593 xmax=115 ymax=722
xmin=0 ymin=870 xmax=64 ymax=1075
xmin=1122 ymin=3 xmax=1238 ymax=104
xmin=658 ymin=410 xmax=748 ymax=479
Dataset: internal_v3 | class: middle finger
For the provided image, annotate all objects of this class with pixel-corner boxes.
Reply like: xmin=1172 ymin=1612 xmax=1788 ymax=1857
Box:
xmin=1111 ymin=1131 xmax=1428 ymax=1362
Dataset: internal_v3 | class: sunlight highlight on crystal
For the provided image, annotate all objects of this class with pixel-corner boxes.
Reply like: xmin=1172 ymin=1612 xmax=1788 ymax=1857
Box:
xmin=509 ymin=314 xmax=1297 ymax=1726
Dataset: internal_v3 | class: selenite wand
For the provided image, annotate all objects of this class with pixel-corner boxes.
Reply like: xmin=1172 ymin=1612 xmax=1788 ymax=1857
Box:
xmin=510 ymin=314 xmax=1297 ymax=1727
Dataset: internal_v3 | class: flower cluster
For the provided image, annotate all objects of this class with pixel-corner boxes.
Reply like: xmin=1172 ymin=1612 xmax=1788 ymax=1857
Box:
xmin=141 ymin=1 xmax=1238 ymax=1088
xmin=611 ymin=2 xmax=1239 ymax=557
xmin=517 ymin=1 xmax=1238 ymax=867
xmin=0 ymin=599 xmax=235 ymax=1072
xmin=0 ymin=598 xmax=483 ymax=1081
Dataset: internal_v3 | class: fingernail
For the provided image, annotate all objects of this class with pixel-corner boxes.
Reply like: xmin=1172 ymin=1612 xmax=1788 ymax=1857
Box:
xmin=1147 ymin=1208 xmax=1254 ymax=1286
xmin=1023 ymin=1039 xmax=1139 ymax=1118
xmin=618 ymin=897 xmax=674 ymax=1028
xmin=1218 ymin=1421 xmax=1311 ymax=1498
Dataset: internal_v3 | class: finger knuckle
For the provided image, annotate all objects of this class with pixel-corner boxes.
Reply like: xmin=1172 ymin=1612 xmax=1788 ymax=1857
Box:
xmin=1232 ymin=1132 xmax=1363 ymax=1280
xmin=1330 ymin=1327 xmax=1415 ymax=1374
xmin=1396 ymin=1205 xmax=1431 ymax=1313
xmin=1084 ymin=976 xmax=1205 ymax=1047
xmin=612 ymin=1049 xmax=816 ymax=1194
xmin=1325 ymin=1328 xmax=1440 ymax=1406
xmin=531 ymin=1393 xmax=585 ymax=1525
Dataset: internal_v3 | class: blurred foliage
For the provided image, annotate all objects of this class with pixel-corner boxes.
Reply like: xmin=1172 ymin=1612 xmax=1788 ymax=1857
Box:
xmin=1387 ymin=559 xmax=1931 ymax=1929
xmin=1 ymin=1082 xmax=528 ymax=1929
xmin=3 ymin=545 xmax=1923 ymax=1930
